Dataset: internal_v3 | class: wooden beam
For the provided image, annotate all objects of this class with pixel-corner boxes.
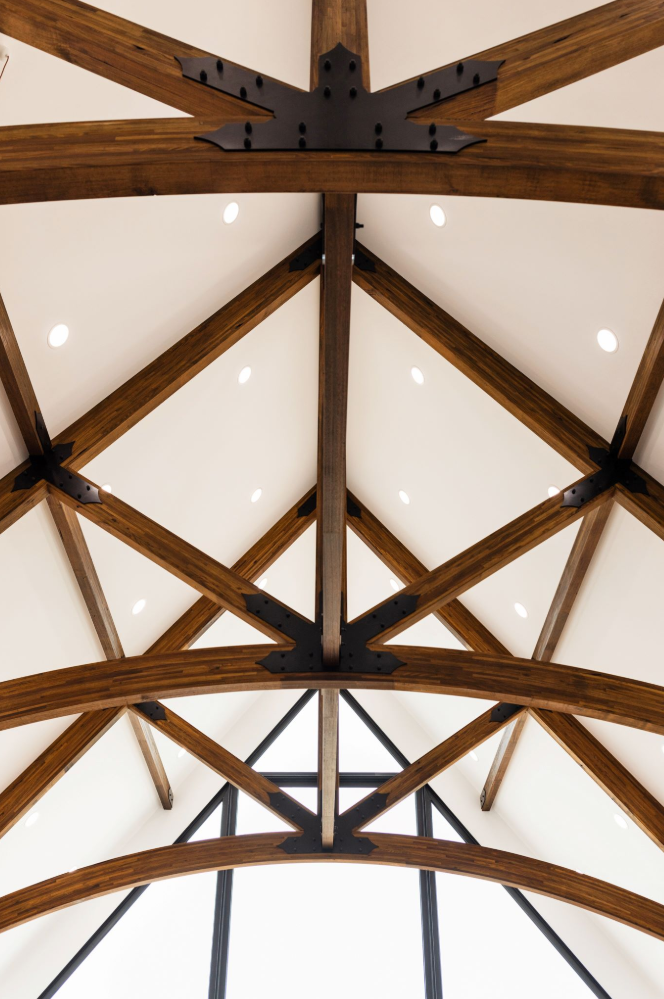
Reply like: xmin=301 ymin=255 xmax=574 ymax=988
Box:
xmin=0 ymin=294 xmax=44 ymax=455
xmin=353 ymin=244 xmax=605 ymax=471
xmin=51 ymin=480 xmax=310 ymax=644
xmin=310 ymin=0 xmax=370 ymax=87
xmin=0 ymin=0 xmax=277 ymax=118
xmin=532 ymin=709 xmax=664 ymax=851
xmin=0 ymin=708 xmax=124 ymax=839
xmin=318 ymin=690 xmax=339 ymax=848
xmin=404 ymin=0 xmax=664 ymax=120
xmin=353 ymin=482 xmax=612 ymax=645
xmin=2 ymin=832 xmax=664 ymax=940
xmin=3 ymin=118 xmax=664 ymax=210
xmin=3 ymin=647 xmax=664 ymax=735
xmin=615 ymin=476 xmax=664 ymax=543
xmin=347 ymin=705 xmax=526 ymax=829
xmin=617 ymin=297 xmax=664 ymax=460
xmin=478 ymin=713 xmax=528 ymax=812
xmin=129 ymin=704 xmax=310 ymax=829
xmin=347 ymin=490 xmax=511 ymax=654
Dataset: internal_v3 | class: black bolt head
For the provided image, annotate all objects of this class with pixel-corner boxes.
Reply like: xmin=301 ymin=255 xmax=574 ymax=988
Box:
xmin=299 ymin=137 xmax=306 ymax=148
xmin=244 ymin=137 xmax=251 ymax=149
xmin=429 ymin=123 xmax=437 ymax=135
xmin=245 ymin=122 xmax=252 ymax=134
xmin=374 ymin=122 xmax=382 ymax=134
xmin=324 ymin=59 xmax=332 ymax=71
xmin=240 ymin=85 xmax=247 ymax=98
xmin=299 ymin=121 xmax=306 ymax=134
xmin=375 ymin=137 xmax=383 ymax=149
xmin=433 ymin=88 xmax=441 ymax=100
xmin=216 ymin=59 xmax=224 ymax=72
xmin=457 ymin=62 xmax=464 ymax=74
xmin=324 ymin=85 xmax=331 ymax=98
xmin=417 ymin=76 xmax=425 ymax=89
xmin=349 ymin=59 xmax=356 ymax=71
xmin=349 ymin=86 xmax=357 ymax=98
xmin=256 ymin=74 xmax=263 ymax=87
xmin=199 ymin=69 xmax=207 ymax=82
xmin=430 ymin=138 xmax=438 ymax=151
xmin=473 ymin=73 xmax=480 ymax=85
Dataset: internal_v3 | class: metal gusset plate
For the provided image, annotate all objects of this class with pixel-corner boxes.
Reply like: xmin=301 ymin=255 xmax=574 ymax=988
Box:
xmin=490 ymin=703 xmax=523 ymax=724
xmin=297 ymin=491 xmax=317 ymax=518
xmin=353 ymin=247 xmax=376 ymax=272
xmin=179 ymin=45 xmax=496 ymax=154
xmin=272 ymin=791 xmax=378 ymax=856
xmin=562 ymin=417 xmax=648 ymax=508
xmin=289 ymin=235 xmax=323 ymax=272
xmin=135 ymin=701 xmax=167 ymax=722
xmin=339 ymin=594 xmax=420 ymax=674
xmin=13 ymin=440 xmax=101 ymax=505
xmin=244 ymin=594 xmax=323 ymax=672
xmin=337 ymin=789 xmax=389 ymax=833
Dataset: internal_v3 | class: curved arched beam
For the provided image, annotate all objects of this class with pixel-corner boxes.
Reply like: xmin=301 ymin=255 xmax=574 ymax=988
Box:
xmin=1 ymin=833 xmax=663 ymax=940
xmin=1 ymin=119 xmax=664 ymax=210
xmin=1 ymin=646 xmax=664 ymax=735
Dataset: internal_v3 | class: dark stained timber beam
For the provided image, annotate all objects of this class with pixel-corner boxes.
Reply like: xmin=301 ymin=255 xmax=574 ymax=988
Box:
xmin=310 ymin=0 xmax=370 ymax=88
xmin=0 ymin=293 xmax=44 ymax=455
xmin=3 ymin=119 xmax=664 ymax=210
xmin=2 ymin=647 xmax=664 ymax=735
xmin=617 ymin=296 xmax=664 ymax=461
xmin=0 ymin=0 xmax=278 ymax=118
xmin=404 ymin=0 xmax=664 ymax=120
xmin=1 ymin=833 xmax=664 ymax=941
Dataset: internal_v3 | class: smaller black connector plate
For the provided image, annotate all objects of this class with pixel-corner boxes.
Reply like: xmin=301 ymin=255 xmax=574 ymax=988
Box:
xmin=490 ymin=703 xmax=522 ymax=724
xmin=135 ymin=701 xmax=167 ymax=722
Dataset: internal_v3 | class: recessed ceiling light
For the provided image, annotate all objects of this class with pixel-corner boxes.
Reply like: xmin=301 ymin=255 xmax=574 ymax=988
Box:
xmin=177 ymin=747 xmax=186 ymax=759
xmin=661 ymin=744 xmax=664 ymax=755
xmin=238 ymin=366 xmax=252 ymax=385
xmin=547 ymin=485 xmax=560 ymax=498
xmin=469 ymin=751 xmax=479 ymax=762
xmin=613 ymin=813 xmax=628 ymax=830
xmin=411 ymin=366 xmax=425 ymax=385
xmin=258 ymin=576 xmax=268 ymax=589
xmin=514 ymin=602 xmax=528 ymax=619
xmin=398 ymin=490 xmax=410 ymax=505
xmin=429 ymin=204 xmax=446 ymax=228
xmin=223 ymin=201 xmax=239 ymax=225
xmin=597 ymin=328 xmax=619 ymax=353
xmin=251 ymin=488 xmax=262 ymax=503
xmin=25 ymin=811 xmax=40 ymax=828
xmin=47 ymin=323 xmax=69 ymax=349
xmin=389 ymin=578 xmax=401 ymax=592
xmin=132 ymin=598 xmax=147 ymax=616
xmin=101 ymin=483 xmax=113 ymax=494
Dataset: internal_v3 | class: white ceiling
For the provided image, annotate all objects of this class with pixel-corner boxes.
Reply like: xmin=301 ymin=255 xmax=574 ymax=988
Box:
xmin=1 ymin=0 xmax=664 ymax=996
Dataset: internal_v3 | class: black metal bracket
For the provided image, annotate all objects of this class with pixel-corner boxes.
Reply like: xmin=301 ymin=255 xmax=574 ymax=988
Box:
xmin=270 ymin=790 xmax=379 ymax=855
xmin=561 ymin=416 xmax=648 ymax=508
xmin=490 ymin=703 xmax=522 ymax=724
xmin=135 ymin=701 xmax=167 ymax=722
xmin=289 ymin=235 xmax=322 ymax=272
xmin=296 ymin=489 xmax=361 ymax=519
xmin=177 ymin=45 xmax=501 ymax=154
xmin=12 ymin=413 xmax=101 ymax=505
xmin=339 ymin=596 xmax=420 ymax=673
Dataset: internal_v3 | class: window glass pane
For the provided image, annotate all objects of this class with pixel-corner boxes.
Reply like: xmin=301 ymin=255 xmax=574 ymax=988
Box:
xmin=431 ymin=808 xmax=595 ymax=997
xmin=339 ymin=697 xmax=400 ymax=771
xmin=253 ymin=694 xmax=318 ymax=772
xmin=55 ymin=804 xmax=222 ymax=999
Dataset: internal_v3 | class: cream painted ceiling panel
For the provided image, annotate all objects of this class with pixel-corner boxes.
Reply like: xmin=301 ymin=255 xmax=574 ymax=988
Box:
xmin=82 ymin=278 xmax=319 ymax=571
xmin=357 ymin=194 xmax=664 ymax=447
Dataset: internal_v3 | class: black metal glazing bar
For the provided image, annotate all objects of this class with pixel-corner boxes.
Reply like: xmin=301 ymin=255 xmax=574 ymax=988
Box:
xmin=208 ymin=786 xmax=239 ymax=999
xmin=340 ymin=692 xmax=613 ymax=999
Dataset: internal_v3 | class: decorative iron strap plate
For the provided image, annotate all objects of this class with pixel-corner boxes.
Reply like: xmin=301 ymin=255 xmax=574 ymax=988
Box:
xmin=270 ymin=791 xmax=378 ymax=855
xmin=177 ymin=44 xmax=502 ymax=154
xmin=12 ymin=413 xmax=101 ymax=504
xmin=561 ymin=416 xmax=648 ymax=508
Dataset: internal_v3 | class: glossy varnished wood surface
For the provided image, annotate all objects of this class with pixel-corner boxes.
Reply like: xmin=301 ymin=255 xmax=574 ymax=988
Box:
xmin=311 ymin=0 xmax=370 ymax=88
xmin=2 ymin=118 xmax=664 ymax=209
xmin=1 ymin=832 xmax=663 ymax=940
xmin=617 ymin=296 xmax=664 ymax=460
xmin=3 ymin=647 xmax=664 ymax=735
xmin=0 ymin=294 xmax=44 ymax=455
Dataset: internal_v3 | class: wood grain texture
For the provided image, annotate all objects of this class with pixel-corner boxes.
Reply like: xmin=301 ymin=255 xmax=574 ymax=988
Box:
xmin=2 ymin=832 xmax=663 ymax=940
xmin=479 ymin=713 xmax=528 ymax=811
xmin=0 ymin=708 xmax=123 ymax=839
xmin=615 ymin=476 xmax=664 ymax=542
xmin=349 ymin=706 xmax=526 ymax=828
xmin=0 ymin=471 xmax=45 ymax=535
xmin=3 ymin=647 xmax=664 ymax=735
xmin=356 ymin=483 xmax=611 ymax=643
xmin=317 ymin=194 xmax=355 ymax=663
xmin=311 ymin=0 xmax=370 ymax=87
xmin=3 ymin=118 xmax=664 ymax=210
xmin=352 ymin=245 xmax=606 ymax=471
xmin=129 ymin=704 xmax=308 ymax=828
xmin=404 ymin=0 xmax=664 ymax=120
xmin=617 ymin=296 xmax=664 ymax=460
xmin=0 ymin=0 xmax=277 ymax=118
xmin=347 ymin=490 xmax=510 ymax=654
xmin=318 ymin=689 xmax=339 ymax=848
xmin=51 ymin=481 xmax=309 ymax=643
xmin=532 ymin=709 xmax=664 ymax=851
xmin=0 ymin=295 xmax=43 ymax=455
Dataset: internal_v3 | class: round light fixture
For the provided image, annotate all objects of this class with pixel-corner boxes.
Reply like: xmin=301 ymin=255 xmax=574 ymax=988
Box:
xmin=429 ymin=204 xmax=446 ymax=228
xmin=389 ymin=578 xmax=401 ymax=592
xmin=47 ymin=323 xmax=69 ymax=349
xmin=101 ymin=483 xmax=113 ymax=494
xmin=398 ymin=490 xmax=410 ymax=505
xmin=132 ymin=598 xmax=147 ymax=616
xmin=469 ymin=751 xmax=479 ymax=763
xmin=597 ymin=328 xmax=619 ymax=353
xmin=258 ymin=576 xmax=268 ymax=589
xmin=411 ymin=366 xmax=425 ymax=385
xmin=613 ymin=813 xmax=628 ymax=830
xmin=25 ymin=811 xmax=40 ymax=828
xmin=547 ymin=485 xmax=560 ymax=498
xmin=514 ymin=602 xmax=528 ymax=619
xmin=223 ymin=201 xmax=240 ymax=225
xmin=177 ymin=747 xmax=186 ymax=759
xmin=251 ymin=488 xmax=262 ymax=503
xmin=238 ymin=366 xmax=252 ymax=385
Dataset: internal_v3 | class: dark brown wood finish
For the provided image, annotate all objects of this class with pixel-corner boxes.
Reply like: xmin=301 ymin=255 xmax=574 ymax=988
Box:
xmin=3 ymin=648 xmax=664 ymax=735
xmin=2 ymin=832 xmax=663 ymax=940
xmin=404 ymin=0 xmax=664 ymax=120
xmin=478 ymin=713 xmax=528 ymax=812
xmin=617 ymin=297 xmax=664 ymax=460
xmin=0 ymin=294 xmax=44 ymax=455
xmin=3 ymin=119 xmax=664 ymax=210
xmin=310 ymin=0 xmax=370 ymax=87
xmin=0 ymin=0 xmax=279 ymax=117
